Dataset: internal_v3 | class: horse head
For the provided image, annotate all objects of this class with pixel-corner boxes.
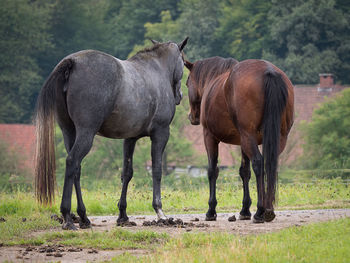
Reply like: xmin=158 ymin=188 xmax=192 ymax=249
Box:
xmin=184 ymin=60 xmax=201 ymax=125
xmin=150 ymin=37 xmax=188 ymax=105
xmin=173 ymin=37 xmax=188 ymax=105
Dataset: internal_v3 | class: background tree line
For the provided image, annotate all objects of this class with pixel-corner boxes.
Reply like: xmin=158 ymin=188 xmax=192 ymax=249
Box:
xmin=0 ymin=0 xmax=349 ymax=187
xmin=1 ymin=0 xmax=349 ymax=124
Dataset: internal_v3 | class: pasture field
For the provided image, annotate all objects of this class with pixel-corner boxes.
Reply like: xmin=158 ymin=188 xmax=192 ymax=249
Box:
xmin=119 ymin=218 xmax=350 ymax=263
xmin=1 ymin=176 xmax=348 ymax=217
xmin=0 ymin=177 xmax=349 ymax=262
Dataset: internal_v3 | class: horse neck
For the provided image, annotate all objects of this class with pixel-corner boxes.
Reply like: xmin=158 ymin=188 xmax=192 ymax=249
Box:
xmin=197 ymin=71 xmax=231 ymax=99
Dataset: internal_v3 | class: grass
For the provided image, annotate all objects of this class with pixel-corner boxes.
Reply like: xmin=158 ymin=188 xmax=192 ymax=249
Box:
xmin=0 ymin=212 xmax=59 ymax=245
xmin=0 ymin=177 xmax=349 ymax=262
xmin=6 ymin=228 xmax=169 ymax=250
xmin=1 ymin=177 xmax=349 ymax=217
xmin=112 ymin=218 xmax=350 ymax=263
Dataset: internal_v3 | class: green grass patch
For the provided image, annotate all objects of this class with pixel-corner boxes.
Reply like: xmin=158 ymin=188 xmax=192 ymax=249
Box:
xmin=1 ymin=178 xmax=349 ymax=218
xmin=0 ymin=212 xmax=60 ymax=245
xmin=120 ymin=218 xmax=350 ymax=263
xmin=11 ymin=228 xmax=168 ymax=250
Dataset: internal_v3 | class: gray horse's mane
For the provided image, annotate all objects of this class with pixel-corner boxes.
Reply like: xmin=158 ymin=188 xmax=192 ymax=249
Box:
xmin=129 ymin=42 xmax=172 ymax=61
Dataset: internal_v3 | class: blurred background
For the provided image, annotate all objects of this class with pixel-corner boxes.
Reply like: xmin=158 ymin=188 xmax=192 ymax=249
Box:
xmin=0 ymin=0 xmax=350 ymax=192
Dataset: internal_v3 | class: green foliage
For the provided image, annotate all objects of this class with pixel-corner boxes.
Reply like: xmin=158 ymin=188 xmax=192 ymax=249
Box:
xmin=108 ymin=0 xmax=180 ymax=59
xmin=265 ymin=0 xmax=350 ymax=84
xmin=129 ymin=0 xmax=222 ymax=61
xmin=2 ymin=0 xmax=350 ymax=124
xmin=0 ymin=0 xmax=52 ymax=123
xmin=215 ymin=0 xmax=271 ymax=60
xmin=128 ymin=10 xmax=181 ymax=57
xmin=176 ymin=0 xmax=221 ymax=60
xmin=302 ymin=89 xmax=350 ymax=172
xmin=40 ymin=0 xmax=114 ymax=77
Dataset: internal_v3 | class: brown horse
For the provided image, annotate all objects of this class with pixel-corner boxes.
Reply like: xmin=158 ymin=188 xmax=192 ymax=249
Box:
xmin=184 ymin=57 xmax=294 ymax=223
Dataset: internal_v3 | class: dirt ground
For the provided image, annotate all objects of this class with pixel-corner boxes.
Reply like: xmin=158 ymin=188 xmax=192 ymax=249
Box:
xmin=1 ymin=208 xmax=349 ymax=263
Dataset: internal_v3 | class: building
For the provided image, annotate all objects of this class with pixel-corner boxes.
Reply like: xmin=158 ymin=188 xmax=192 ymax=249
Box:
xmin=0 ymin=124 xmax=36 ymax=175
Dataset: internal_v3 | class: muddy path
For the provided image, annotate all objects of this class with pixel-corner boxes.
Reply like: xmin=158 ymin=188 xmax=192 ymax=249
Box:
xmin=1 ymin=209 xmax=349 ymax=263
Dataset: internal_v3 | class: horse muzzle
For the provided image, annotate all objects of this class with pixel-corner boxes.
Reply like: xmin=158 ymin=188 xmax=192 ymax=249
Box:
xmin=188 ymin=113 xmax=200 ymax=125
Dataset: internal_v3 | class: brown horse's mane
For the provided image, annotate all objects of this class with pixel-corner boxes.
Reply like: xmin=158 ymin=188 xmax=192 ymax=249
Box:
xmin=192 ymin=56 xmax=238 ymax=88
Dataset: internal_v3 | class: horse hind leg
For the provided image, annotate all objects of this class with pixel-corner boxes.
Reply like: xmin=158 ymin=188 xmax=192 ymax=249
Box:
xmin=240 ymin=136 xmax=266 ymax=223
xmin=74 ymin=165 xmax=91 ymax=229
xmin=238 ymin=150 xmax=252 ymax=220
xmin=117 ymin=138 xmax=138 ymax=224
xmin=60 ymin=128 xmax=95 ymax=230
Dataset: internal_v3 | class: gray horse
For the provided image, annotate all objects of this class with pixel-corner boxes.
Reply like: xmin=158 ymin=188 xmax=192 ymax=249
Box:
xmin=34 ymin=38 xmax=188 ymax=230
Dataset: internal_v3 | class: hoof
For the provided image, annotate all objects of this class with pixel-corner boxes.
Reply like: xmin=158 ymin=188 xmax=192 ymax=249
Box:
xmin=205 ymin=212 xmax=217 ymax=221
xmin=253 ymin=214 xmax=264 ymax=224
xmin=263 ymin=209 xmax=276 ymax=222
xmin=156 ymin=209 xmax=167 ymax=220
xmin=79 ymin=218 xmax=91 ymax=229
xmin=117 ymin=216 xmax=129 ymax=224
xmin=62 ymin=222 xmax=78 ymax=230
xmin=239 ymin=214 xmax=251 ymax=220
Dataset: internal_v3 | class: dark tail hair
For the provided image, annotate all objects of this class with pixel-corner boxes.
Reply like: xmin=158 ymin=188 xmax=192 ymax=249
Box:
xmin=34 ymin=59 xmax=73 ymax=205
xmin=262 ymin=68 xmax=288 ymax=206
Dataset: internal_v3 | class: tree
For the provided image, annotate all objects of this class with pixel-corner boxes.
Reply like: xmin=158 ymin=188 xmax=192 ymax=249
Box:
xmin=265 ymin=0 xmax=350 ymax=84
xmin=128 ymin=10 xmax=181 ymax=57
xmin=0 ymin=0 xmax=52 ymax=123
xmin=215 ymin=0 xmax=271 ymax=60
xmin=302 ymin=89 xmax=350 ymax=172
xmin=108 ymin=0 xmax=180 ymax=59
xmin=37 ymin=0 xmax=114 ymax=79
xmin=176 ymin=0 xmax=221 ymax=60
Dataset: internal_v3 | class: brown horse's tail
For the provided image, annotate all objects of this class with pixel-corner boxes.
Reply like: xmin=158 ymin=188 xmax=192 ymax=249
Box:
xmin=34 ymin=59 xmax=73 ymax=205
xmin=262 ymin=68 xmax=288 ymax=207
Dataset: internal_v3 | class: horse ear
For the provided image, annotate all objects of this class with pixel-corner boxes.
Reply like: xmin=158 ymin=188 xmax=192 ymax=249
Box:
xmin=184 ymin=60 xmax=193 ymax=71
xmin=178 ymin=37 xmax=189 ymax=51
xmin=150 ymin=39 xmax=160 ymax=45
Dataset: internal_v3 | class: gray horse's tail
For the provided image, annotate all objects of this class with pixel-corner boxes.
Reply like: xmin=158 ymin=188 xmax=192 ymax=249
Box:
xmin=34 ymin=59 xmax=73 ymax=205
xmin=262 ymin=68 xmax=288 ymax=207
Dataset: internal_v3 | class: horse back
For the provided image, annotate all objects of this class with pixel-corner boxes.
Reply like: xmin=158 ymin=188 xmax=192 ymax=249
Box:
xmin=98 ymin=60 xmax=175 ymax=139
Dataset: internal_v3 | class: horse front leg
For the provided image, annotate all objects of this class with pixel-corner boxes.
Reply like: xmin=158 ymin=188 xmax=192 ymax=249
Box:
xmin=117 ymin=138 xmax=137 ymax=224
xmin=204 ymin=129 xmax=219 ymax=221
xmin=150 ymin=128 xmax=169 ymax=220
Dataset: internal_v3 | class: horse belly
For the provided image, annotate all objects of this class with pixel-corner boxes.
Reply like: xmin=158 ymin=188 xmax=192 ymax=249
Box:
xmin=98 ymin=109 xmax=152 ymax=139
xmin=204 ymin=105 xmax=241 ymax=145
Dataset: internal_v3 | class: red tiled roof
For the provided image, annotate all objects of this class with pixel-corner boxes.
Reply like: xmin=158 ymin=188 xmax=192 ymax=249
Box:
xmin=0 ymin=124 xmax=35 ymax=172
